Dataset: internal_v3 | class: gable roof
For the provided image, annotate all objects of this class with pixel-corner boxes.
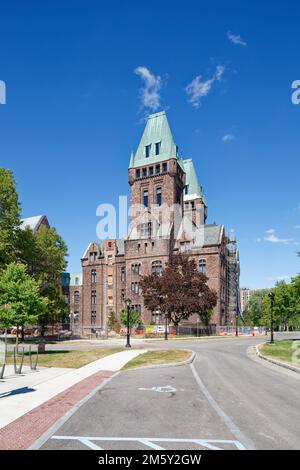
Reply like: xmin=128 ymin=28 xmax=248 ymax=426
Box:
xmin=129 ymin=111 xmax=178 ymax=168
xmin=20 ymin=215 xmax=50 ymax=232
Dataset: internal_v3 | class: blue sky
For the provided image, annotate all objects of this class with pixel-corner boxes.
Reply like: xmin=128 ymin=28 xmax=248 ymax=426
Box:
xmin=0 ymin=0 xmax=299 ymax=289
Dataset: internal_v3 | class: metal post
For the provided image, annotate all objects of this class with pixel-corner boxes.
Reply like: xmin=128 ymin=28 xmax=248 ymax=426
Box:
xmin=268 ymin=292 xmax=275 ymax=344
xmin=125 ymin=298 xmax=131 ymax=348
xmin=235 ymin=314 xmax=238 ymax=337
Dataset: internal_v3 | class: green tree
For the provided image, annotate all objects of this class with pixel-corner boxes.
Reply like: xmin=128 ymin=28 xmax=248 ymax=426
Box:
xmin=244 ymin=289 xmax=269 ymax=326
xmin=0 ymin=263 xmax=47 ymax=343
xmin=0 ymin=168 xmax=21 ymax=266
xmin=119 ymin=309 xmax=143 ymax=328
xmin=17 ymin=224 xmax=68 ymax=332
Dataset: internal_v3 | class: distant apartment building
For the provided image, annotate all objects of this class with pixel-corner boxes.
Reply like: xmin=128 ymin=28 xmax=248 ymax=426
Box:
xmin=239 ymin=287 xmax=255 ymax=313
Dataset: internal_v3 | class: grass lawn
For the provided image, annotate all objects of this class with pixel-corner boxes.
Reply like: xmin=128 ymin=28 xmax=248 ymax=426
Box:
xmin=260 ymin=340 xmax=300 ymax=367
xmin=123 ymin=349 xmax=192 ymax=370
xmin=5 ymin=347 xmax=124 ymax=368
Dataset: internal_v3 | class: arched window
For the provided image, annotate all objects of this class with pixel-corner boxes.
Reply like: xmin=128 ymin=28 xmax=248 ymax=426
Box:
xmin=152 ymin=260 xmax=163 ymax=275
xmin=199 ymin=259 xmax=207 ymax=274
xmin=131 ymin=263 xmax=141 ymax=274
xmin=74 ymin=291 xmax=80 ymax=303
xmin=156 ymin=187 xmax=162 ymax=206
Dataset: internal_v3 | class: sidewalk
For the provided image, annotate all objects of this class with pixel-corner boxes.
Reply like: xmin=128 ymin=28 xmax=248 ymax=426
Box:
xmin=0 ymin=349 xmax=145 ymax=449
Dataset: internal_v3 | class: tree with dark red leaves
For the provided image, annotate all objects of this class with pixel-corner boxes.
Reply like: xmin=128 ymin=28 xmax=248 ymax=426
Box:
xmin=140 ymin=254 xmax=217 ymax=335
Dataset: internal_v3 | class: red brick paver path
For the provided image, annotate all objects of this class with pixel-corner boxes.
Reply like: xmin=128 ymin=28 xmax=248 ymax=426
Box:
xmin=0 ymin=370 xmax=114 ymax=450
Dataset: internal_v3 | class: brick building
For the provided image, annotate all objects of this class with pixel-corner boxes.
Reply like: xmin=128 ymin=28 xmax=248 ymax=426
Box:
xmin=78 ymin=111 xmax=240 ymax=335
xmin=239 ymin=287 xmax=255 ymax=314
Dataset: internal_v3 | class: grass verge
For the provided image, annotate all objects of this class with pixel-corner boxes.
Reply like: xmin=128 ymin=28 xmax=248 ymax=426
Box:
xmin=122 ymin=349 xmax=192 ymax=370
xmin=5 ymin=347 xmax=124 ymax=368
xmin=260 ymin=340 xmax=300 ymax=367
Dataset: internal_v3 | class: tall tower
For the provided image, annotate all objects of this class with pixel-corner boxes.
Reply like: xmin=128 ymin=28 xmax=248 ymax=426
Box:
xmin=128 ymin=111 xmax=185 ymax=232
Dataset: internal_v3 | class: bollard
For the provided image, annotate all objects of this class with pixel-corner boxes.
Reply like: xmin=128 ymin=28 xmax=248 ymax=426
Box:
xmin=29 ymin=345 xmax=39 ymax=370
xmin=14 ymin=346 xmax=24 ymax=374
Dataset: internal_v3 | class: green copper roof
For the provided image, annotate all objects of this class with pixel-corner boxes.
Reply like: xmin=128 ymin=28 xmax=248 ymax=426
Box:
xmin=182 ymin=159 xmax=207 ymax=206
xmin=129 ymin=111 xmax=178 ymax=168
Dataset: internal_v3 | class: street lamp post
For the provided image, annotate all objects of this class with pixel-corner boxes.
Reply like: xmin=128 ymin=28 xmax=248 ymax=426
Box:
xmin=268 ymin=292 xmax=275 ymax=344
xmin=125 ymin=298 xmax=132 ymax=348
xmin=235 ymin=314 xmax=239 ymax=337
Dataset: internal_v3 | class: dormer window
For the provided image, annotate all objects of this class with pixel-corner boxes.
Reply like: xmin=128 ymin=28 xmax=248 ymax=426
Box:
xmin=142 ymin=167 xmax=147 ymax=177
xmin=145 ymin=144 xmax=151 ymax=158
xmin=136 ymin=169 xmax=140 ymax=179
xmin=155 ymin=142 xmax=161 ymax=155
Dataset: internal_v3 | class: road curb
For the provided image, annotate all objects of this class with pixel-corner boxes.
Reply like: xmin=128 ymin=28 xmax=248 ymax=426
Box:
xmin=123 ymin=350 xmax=196 ymax=371
xmin=256 ymin=344 xmax=300 ymax=374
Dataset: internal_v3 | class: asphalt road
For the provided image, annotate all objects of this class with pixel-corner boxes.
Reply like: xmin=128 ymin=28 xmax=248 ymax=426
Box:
xmin=38 ymin=334 xmax=300 ymax=450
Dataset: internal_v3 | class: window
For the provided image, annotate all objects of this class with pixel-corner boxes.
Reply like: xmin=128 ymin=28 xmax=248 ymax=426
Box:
xmin=131 ymin=282 xmax=140 ymax=295
xmin=162 ymin=162 xmax=167 ymax=173
xmin=108 ymin=296 xmax=113 ymax=306
xmin=91 ymin=290 xmax=97 ymax=305
xmin=140 ymin=222 xmax=151 ymax=238
xmin=121 ymin=267 xmax=126 ymax=282
xmin=199 ymin=259 xmax=207 ymax=274
xmin=132 ymin=304 xmax=141 ymax=314
xmin=143 ymin=189 xmax=149 ymax=207
xmin=108 ymin=255 xmax=113 ymax=265
xmin=184 ymin=185 xmax=189 ymax=195
xmin=74 ymin=291 xmax=80 ymax=303
xmin=91 ymin=269 xmax=97 ymax=284
xmin=145 ymin=144 xmax=151 ymax=158
xmin=136 ymin=169 xmax=140 ymax=179
xmin=89 ymin=251 xmax=97 ymax=262
xmin=121 ymin=289 xmax=125 ymax=301
xmin=74 ymin=311 xmax=79 ymax=324
xmin=152 ymin=260 xmax=163 ymax=275
xmin=131 ymin=263 xmax=141 ymax=274
xmin=156 ymin=164 xmax=160 ymax=175
xmin=156 ymin=187 xmax=162 ymax=206
xmin=75 ymin=277 xmax=79 ymax=285
xmin=155 ymin=142 xmax=161 ymax=155
xmin=108 ymin=274 xmax=113 ymax=285
xmin=180 ymin=241 xmax=191 ymax=253
xmin=142 ymin=167 xmax=147 ymax=177
xmin=149 ymin=166 xmax=154 ymax=176
xmin=91 ymin=311 xmax=96 ymax=325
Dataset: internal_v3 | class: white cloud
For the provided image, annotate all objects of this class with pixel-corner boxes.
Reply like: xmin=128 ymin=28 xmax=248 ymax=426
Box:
xmin=256 ymin=237 xmax=262 ymax=242
xmin=265 ymin=228 xmax=275 ymax=234
xmin=185 ymin=65 xmax=225 ymax=108
xmin=267 ymin=275 xmax=290 ymax=282
xmin=264 ymin=233 xmax=293 ymax=244
xmin=134 ymin=66 xmax=162 ymax=112
xmin=227 ymin=31 xmax=247 ymax=47
xmin=295 ymin=225 xmax=300 ymax=229
xmin=222 ymin=133 xmax=235 ymax=142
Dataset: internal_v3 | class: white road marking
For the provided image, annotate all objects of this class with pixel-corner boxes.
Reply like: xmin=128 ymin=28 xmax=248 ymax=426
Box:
xmin=51 ymin=435 xmax=246 ymax=450
xmin=190 ymin=363 xmax=255 ymax=450
xmin=138 ymin=385 xmax=177 ymax=393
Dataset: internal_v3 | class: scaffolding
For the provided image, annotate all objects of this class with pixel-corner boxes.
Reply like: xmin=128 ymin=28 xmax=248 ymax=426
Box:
xmin=226 ymin=236 xmax=241 ymax=325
